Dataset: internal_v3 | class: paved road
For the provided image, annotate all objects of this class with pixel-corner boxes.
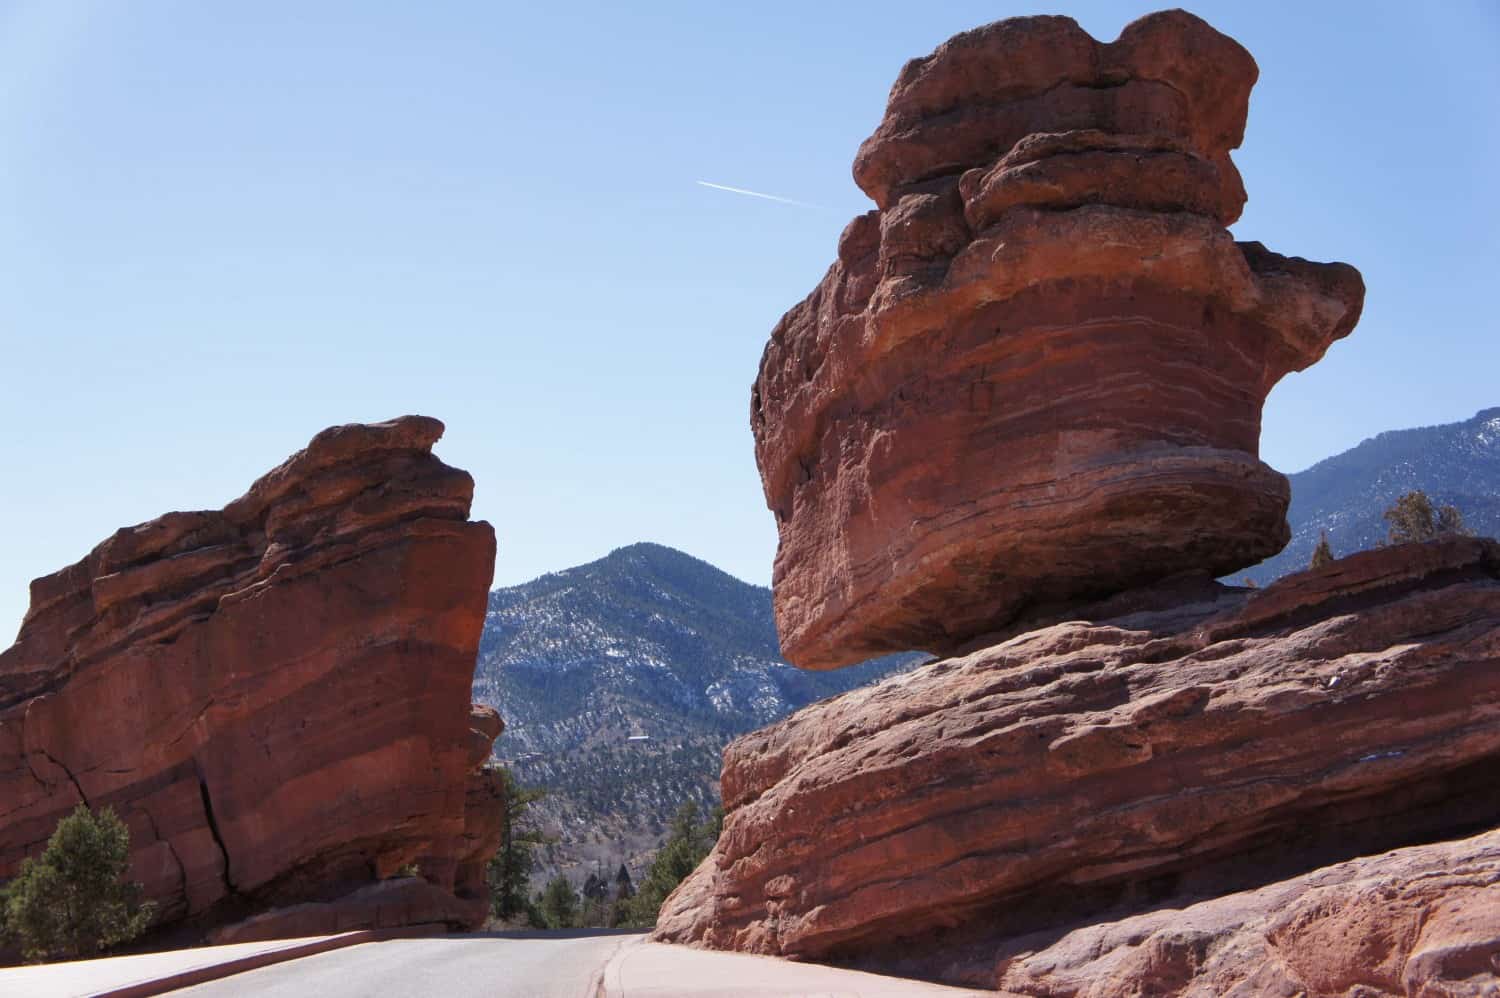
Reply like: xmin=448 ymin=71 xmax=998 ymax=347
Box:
xmin=169 ymin=930 xmax=641 ymax=998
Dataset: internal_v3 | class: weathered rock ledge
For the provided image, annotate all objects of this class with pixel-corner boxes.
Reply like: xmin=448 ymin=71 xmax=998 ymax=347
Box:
xmin=653 ymin=538 xmax=1500 ymax=992
xmin=994 ymin=825 xmax=1500 ymax=997
xmin=0 ymin=416 xmax=503 ymax=942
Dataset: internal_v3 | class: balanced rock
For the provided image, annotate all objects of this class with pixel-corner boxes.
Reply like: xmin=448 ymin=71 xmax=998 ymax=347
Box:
xmin=653 ymin=537 xmax=1500 ymax=989
xmin=0 ymin=416 xmax=503 ymax=940
xmin=752 ymin=10 xmax=1366 ymax=668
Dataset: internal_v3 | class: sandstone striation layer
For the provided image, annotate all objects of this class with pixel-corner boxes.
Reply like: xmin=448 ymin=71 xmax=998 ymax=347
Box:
xmin=994 ymin=826 xmax=1500 ymax=997
xmin=0 ymin=416 xmax=504 ymax=941
xmin=752 ymin=10 xmax=1365 ymax=669
xmin=654 ymin=537 xmax=1500 ymax=990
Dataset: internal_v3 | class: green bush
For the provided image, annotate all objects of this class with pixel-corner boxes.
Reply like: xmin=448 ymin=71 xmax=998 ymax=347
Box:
xmin=1 ymin=804 xmax=154 ymax=963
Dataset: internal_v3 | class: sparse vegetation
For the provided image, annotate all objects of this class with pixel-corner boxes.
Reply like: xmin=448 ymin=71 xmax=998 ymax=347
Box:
xmin=486 ymin=767 xmax=551 ymax=928
xmin=0 ymin=805 xmax=154 ymax=963
xmin=1309 ymin=530 xmax=1335 ymax=569
xmin=1238 ymin=409 xmax=1500 ymax=585
xmin=617 ymin=801 xmax=722 ymax=929
xmin=579 ymin=869 xmax=610 ymax=927
xmin=1383 ymin=490 xmax=1468 ymax=544
xmin=537 ymin=875 xmax=580 ymax=929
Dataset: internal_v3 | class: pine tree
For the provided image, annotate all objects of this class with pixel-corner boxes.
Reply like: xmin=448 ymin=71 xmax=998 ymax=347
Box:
xmin=617 ymin=801 xmax=722 ymax=929
xmin=485 ymin=768 xmax=551 ymax=927
xmin=1 ymin=805 xmax=155 ymax=963
xmin=577 ymin=869 xmax=611 ymax=928
xmin=581 ymin=870 xmax=608 ymax=903
xmin=1384 ymin=490 xmax=1468 ymax=544
xmin=538 ymin=875 xmax=579 ymax=929
xmin=1436 ymin=503 xmax=1468 ymax=536
xmin=1309 ymin=531 xmax=1335 ymax=569
xmin=602 ymin=862 xmax=637 ymax=928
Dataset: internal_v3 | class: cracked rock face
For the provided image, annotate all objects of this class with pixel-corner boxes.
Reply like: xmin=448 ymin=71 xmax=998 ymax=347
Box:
xmin=0 ymin=416 xmax=503 ymax=938
xmin=652 ymin=537 xmax=1500 ymax=991
xmin=751 ymin=10 xmax=1366 ymax=669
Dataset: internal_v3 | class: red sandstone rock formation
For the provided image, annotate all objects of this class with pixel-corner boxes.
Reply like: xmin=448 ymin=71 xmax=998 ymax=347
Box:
xmin=205 ymin=879 xmax=475 ymax=946
xmin=653 ymin=537 xmax=1500 ymax=991
xmin=0 ymin=416 xmax=504 ymax=941
xmin=752 ymin=10 xmax=1365 ymax=669
xmin=663 ymin=12 xmax=1493 ymax=993
xmin=994 ymin=826 xmax=1500 ymax=997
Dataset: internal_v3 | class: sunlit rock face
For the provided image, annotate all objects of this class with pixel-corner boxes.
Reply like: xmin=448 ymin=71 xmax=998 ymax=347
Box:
xmin=751 ymin=9 xmax=1365 ymax=669
xmin=654 ymin=537 xmax=1500 ymax=991
xmin=650 ymin=12 xmax=1500 ymax=995
xmin=0 ymin=416 xmax=504 ymax=940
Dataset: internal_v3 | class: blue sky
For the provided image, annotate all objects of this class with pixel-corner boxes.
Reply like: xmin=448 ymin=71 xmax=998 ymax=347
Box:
xmin=2 ymin=1 xmax=1497 ymax=638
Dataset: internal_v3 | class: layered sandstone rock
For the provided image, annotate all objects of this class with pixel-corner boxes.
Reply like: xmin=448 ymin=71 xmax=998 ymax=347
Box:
xmin=206 ymin=879 xmax=475 ymax=946
xmin=653 ymin=537 xmax=1500 ymax=990
xmin=752 ymin=10 xmax=1365 ymax=668
xmin=0 ymin=416 xmax=504 ymax=940
xmin=675 ymin=12 xmax=1491 ymax=993
xmin=994 ymin=826 xmax=1500 ymax=997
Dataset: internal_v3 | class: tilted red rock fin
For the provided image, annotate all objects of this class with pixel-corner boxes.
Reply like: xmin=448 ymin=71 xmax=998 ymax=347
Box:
xmin=0 ymin=415 xmax=505 ymax=941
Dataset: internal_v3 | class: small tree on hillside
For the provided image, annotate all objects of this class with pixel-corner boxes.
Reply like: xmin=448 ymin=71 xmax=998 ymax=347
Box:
xmin=538 ymin=875 xmax=579 ymax=929
xmin=614 ymin=863 xmax=634 ymax=901
xmin=604 ymin=863 xmax=636 ymax=928
xmin=1384 ymin=490 xmax=1468 ymax=544
xmin=618 ymin=801 xmax=722 ymax=929
xmin=485 ymin=767 xmax=550 ymax=927
xmin=1309 ymin=531 xmax=1335 ymax=569
xmin=577 ymin=869 xmax=612 ymax=928
xmin=1 ymin=805 xmax=154 ymax=963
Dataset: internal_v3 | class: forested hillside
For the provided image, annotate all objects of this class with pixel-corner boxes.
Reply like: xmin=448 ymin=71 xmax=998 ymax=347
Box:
xmin=471 ymin=543 xmax=921 ymax=885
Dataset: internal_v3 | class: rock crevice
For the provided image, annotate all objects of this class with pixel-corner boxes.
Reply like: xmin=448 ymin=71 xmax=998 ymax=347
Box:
xmin=195 ymin=773 xmax=236 ymax=894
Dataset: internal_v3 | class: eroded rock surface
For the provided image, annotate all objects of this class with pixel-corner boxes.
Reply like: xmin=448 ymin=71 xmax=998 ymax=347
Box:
xmin=996 ymin=827 xmax=1500 ymax=997
xmin=0 ymin=416 xmax=504 ymax=939
xmin=752 ymin=10 xmax=1365 ymax=668
xmin=206 ymin=879 xmax=480 ymax=946
xmin=653 ymin=538 xmax=1500 ymax=991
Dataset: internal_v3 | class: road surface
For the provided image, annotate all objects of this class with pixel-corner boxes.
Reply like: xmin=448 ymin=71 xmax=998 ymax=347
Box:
xmin=168 ymin=930 xmax=639 ymax=998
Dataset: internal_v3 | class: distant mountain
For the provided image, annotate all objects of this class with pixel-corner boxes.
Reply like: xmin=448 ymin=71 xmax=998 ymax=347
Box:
xmin=470 ymin=542 xmax=921 ymax=886
xmin=1244 ymin=406 xmax=1500 ymax=583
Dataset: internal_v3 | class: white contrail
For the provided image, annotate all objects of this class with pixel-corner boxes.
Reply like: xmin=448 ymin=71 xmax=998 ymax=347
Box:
xmin=696 ymin=180 xmax=820 ymax=209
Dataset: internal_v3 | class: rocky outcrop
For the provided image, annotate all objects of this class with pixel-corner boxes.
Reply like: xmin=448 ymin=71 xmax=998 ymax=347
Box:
xmin=994 ymin=826 xmax=1500 ymax=997
xmin=661 ymin=11 xmax=1493 ymax=993
xmin=205 ymin=879 xmax=477 ymax=946
xmin=0 ymin=416 xmax=504 ymax=940
xmin=751 ymin=10 xmax=1365 ymax=669
xmin=653 ymin=537 xmax=1500 ymax=990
